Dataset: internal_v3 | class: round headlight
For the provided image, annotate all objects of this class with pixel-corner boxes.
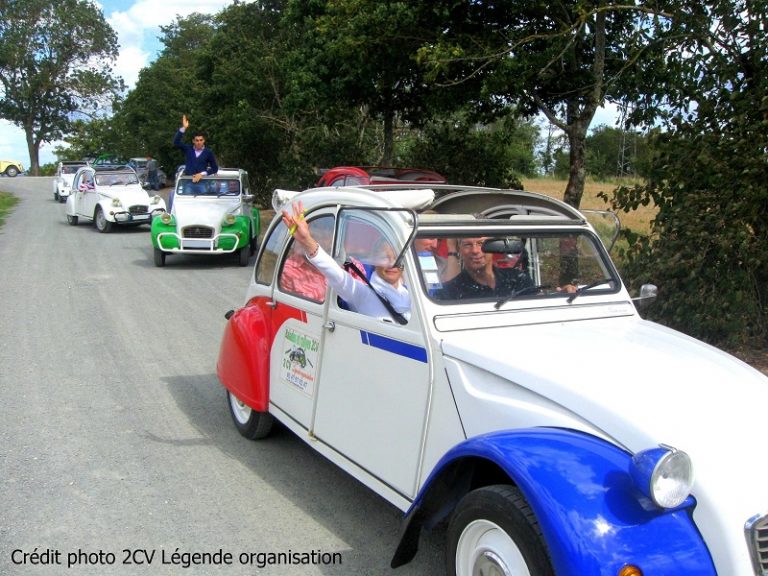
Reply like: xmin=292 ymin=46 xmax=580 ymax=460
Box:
xmin=112 ymin=197 xmax=122 ymax=208
xmin=223 ymin=214 xmax=236 ymax=226
xmin=160 ymin=212 xmax=172 ymax=225
xmin=630 ymin=445 xmax=694 ymax=509
xmin=151 ymin=195 xmax=161 ymax=205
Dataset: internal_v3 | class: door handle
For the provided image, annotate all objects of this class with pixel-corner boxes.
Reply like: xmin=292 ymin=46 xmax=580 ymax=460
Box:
xmin=323 ymin=321 xmax=335 ymax=332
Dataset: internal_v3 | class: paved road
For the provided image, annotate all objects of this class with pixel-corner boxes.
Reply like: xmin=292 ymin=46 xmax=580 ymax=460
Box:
xmin=0 ymin=178 xmax=443 ymax=575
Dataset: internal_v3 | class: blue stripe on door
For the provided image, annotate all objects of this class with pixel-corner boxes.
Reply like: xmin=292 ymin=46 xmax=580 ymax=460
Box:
xmin=359 ymin=331 xmax=428 ymax=363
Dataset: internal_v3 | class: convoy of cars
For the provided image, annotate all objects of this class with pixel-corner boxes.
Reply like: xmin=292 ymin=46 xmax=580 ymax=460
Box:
xmin=150 ymin=168 xmax=259 ymax=266
xmin=1 ymin=159 xmax=24 ymax=177
xmin=217 ymin=183 xmax=768 ymax=576
xmin=36 ymin=157 xmax=768 ymax=575
xmin=64 ymin=165 xmax=166 ymax=232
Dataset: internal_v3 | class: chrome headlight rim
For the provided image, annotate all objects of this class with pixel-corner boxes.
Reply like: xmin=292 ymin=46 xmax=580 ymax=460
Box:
xmin=630 ymin=445 xmax=694 ymax=509
xmin=111 ymin=197 xmax=122 ymax=208
xmin=160 ymin=212 xmax=173 ymax=225
xmin=222 ymin=213 xmax=237 ymax=226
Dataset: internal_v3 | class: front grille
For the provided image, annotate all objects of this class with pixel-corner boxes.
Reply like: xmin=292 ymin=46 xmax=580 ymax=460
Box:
xmin=128 ymin=205 xmax=148 ymax=215
xmin=746 ymin=513 xmax=768 ymax=574
xmin=183 ymin=226 xmax=214 ymax=239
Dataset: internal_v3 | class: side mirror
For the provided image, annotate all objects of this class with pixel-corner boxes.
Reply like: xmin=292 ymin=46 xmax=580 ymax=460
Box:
xmin=633 ymin=283 xmax=658 ymax=312
xmin=242 ymin=194 xmax=254 ymax=203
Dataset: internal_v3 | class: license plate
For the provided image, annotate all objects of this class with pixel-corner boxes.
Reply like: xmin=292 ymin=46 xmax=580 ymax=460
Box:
xmin=182 ymin=239 xmax=212 ymax=249
xmin=132 ymin=214 xmax=149 ymax=221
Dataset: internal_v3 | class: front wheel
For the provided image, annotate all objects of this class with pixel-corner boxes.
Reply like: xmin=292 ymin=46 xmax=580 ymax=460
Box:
xmin=447 ymin=485 xmax=553 ymax=576
xmin=54 ymin=191 xmax=60 ymax=202
xmin=227 ymin=391 xmax=273 ymax=439
xmin=94 ymin=206 xmax=112 ymax=233
xmin=237 ymin=242 xmax=250 ymax=266
xmin=66 ymin=214 xmax=78 ymax=226
xmin=5 ymin=166 xmax=19 ymax=177
xmin=153 ymin=248 xmax=166 ymax=267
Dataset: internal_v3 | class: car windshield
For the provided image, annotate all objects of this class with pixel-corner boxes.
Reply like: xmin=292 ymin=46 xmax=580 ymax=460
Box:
xmin=94 ymin=173 xmax=139 ymax=186
xmin=414 ymin=230 xmax=619 ymax=305
xmin=62 ymin=165 xmax=84 ymax=175
xmin=177 ymin=179 xmax=240 ymax=197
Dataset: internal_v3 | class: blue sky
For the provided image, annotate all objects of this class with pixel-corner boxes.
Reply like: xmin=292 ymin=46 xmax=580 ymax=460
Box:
xmin=1 ymin=0 xmax=618 ymax=170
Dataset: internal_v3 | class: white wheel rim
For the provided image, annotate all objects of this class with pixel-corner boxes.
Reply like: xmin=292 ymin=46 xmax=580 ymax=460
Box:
xmin=455 ymin=519 xmax=529 ymax=576
xmin=228 ymin=393 xmax=252 ymax=425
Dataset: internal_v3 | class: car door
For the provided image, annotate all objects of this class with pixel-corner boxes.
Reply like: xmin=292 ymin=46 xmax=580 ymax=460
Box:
xmin=312 ymin=209 xmax=431 ymax=499
xmin=267 ymin=214 xmax=334 ymax=429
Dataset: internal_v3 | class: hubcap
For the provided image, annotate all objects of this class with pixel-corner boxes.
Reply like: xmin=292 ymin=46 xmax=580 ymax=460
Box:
xmin=228 ymin=393 xmax=252 ymax=425
xmin=455 ymin=519 xmax=528 ymax=576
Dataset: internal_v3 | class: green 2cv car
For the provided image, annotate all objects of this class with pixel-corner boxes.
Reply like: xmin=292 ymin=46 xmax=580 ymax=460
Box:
xmin=151 ymin=169 xmax=260 ymax=267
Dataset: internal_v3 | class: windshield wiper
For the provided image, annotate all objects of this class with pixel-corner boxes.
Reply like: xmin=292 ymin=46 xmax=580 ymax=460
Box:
xmin=494 ymin=284 xmax=551 ymax=309
xmin=567 ymin=278 xmax=615 ymax=303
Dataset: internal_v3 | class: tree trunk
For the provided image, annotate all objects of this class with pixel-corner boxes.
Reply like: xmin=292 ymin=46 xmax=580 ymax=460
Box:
xmin=25 ymin=128 xmax=41 ymax=176
xmin=381 ymin=108 xmax=394 ymax=166
xmin=563 ymin=121 xmax=588 ymax=209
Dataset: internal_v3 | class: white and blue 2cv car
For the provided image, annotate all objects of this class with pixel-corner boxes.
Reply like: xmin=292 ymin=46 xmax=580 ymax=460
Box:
xmin=216 ymin=183 xmax=768 ymax=576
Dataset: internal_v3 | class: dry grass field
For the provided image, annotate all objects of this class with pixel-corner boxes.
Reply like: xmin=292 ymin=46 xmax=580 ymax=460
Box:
xmin=522 ymin=177 xmax=656 ymax=234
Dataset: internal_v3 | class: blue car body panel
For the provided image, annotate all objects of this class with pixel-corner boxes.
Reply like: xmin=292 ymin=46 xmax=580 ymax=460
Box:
xmin=409 ymin=428 xmax=716 ymax=575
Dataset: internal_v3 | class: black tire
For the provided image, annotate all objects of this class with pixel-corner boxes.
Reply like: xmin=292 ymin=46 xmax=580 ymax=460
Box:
xmin=5 ymin=166 xmax=19 ymax=177
xmin=237 ymin=242 xmax=250 ymax=266
xmin=227 ymin=390 xmax=273 ymax=440
xmin=447 ymin=485 xmax=554 ymax=576
xmin=54 ymin=191 xmax=60 ymax=202
xmin=94 ymin=206 xmax=112 ymax=233
xmin=66 ymin=213 xmax=78 ymax=226
xmin=153 ymin=248 xmax=166 ymax=267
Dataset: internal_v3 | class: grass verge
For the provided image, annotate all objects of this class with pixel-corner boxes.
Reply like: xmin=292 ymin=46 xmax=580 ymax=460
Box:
xmin=0 ymin=192 xmax=20 ymax=228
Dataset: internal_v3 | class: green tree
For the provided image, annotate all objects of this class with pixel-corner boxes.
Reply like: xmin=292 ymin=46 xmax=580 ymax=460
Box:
xmin=607 ymin=0 xmax=768 ymax=346
xmin=414 ymin=1 xmax=677 ymax=208
xmin=0 ymin=0 xmax=122 ymax=174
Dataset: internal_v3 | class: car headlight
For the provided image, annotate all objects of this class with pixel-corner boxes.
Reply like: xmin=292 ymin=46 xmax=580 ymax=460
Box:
xmin=630 ymin=445 xmax=694 ymax=508
xmin=160 ymin=212 xmax=173 ymax=225
xmin=223 ymin=214 xmax=236 ymax=226
xmin=112 ymin=198 xmax=122 ymax=208
xmin=151 ymin=195 xmax=161 ymax=205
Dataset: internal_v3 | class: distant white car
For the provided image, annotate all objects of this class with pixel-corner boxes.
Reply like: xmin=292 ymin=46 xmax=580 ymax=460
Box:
xmin=65 ymin=165 xmax=166 ymax=232
xmin=52 ymin=160 xmax=88 ymax=202
xmin=127 ymin=157 xmax=168 ymax=189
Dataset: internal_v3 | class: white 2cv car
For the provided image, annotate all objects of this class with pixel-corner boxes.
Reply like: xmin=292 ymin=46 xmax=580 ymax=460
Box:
xmin=65 ymin=165 xmax=166 ymax=232
xmin=216 ymin=184 xmax=768 ymax=576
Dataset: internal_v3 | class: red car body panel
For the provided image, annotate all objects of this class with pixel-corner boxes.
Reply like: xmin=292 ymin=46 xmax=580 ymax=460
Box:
xmin=216 ymin=297 xmax=306 ymax=411
xmin=317 ymin=166 xmax=446 ymax=188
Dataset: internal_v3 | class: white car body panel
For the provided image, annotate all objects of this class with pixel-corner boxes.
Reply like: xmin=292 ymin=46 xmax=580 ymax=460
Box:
xmin=223 ymin=184 xmax=767 ymax=575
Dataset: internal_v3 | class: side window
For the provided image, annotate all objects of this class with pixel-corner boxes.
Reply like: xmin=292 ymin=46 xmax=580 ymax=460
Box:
xmin=256 ymin=220 xmax=289 ymax=285
xmin=277 ymin=215 xmax=335 ymax=303
xmin=336 ymin=210 xmax=411 ymax=324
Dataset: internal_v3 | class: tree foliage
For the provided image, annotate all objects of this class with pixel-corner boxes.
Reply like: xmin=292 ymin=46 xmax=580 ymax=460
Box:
xmin=606 ymin=0 xmax=768 ymax=346
xmin=0 ymin=0 xmax=122 ymax=174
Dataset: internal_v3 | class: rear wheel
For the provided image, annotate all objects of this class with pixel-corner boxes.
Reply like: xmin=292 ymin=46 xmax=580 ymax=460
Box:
xmin=447 ymin=485 xmax=553 ymax=576
xmin=5 ymin=166 xmax=19 ymax=177
xmin=94 ymin=206 xmax=112 ymax=233
xmin=227 ymin=391 xmax=273 ymax=439
xmin=153 ymin=248 xmax=166 ymax=267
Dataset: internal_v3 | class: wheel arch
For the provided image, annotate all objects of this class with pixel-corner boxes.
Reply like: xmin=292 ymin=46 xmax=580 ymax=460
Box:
xmin=216 ymin=302 xmax=271 ymax=411
xmin=392 ymin=428 xmax=715 ymax=575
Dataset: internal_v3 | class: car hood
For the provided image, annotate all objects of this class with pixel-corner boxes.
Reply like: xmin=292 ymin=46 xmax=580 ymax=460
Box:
xmin=98 ymin=186 xmax=152 ymax=205
xmin=172 ymin=198 xmax=240 ymax=229
xmin=440 ymin=315 xmax=768 ymax=572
